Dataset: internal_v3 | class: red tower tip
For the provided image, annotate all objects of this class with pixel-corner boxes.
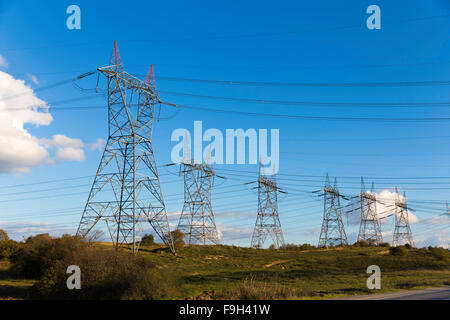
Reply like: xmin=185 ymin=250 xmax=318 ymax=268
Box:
xmin=146 ymin=64 xmax=156 ymax=88
xmin=109 ymin=40 xmax=123 ymax=70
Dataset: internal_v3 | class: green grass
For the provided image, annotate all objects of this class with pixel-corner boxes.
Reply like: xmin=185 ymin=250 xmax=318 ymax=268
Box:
xmin=1 ymin=245 xmax=449 ymax=300
xmin=0 ymin=259 xmax=35 ymax=300
xmin=135 ymin=244 xmax=449 ymax=299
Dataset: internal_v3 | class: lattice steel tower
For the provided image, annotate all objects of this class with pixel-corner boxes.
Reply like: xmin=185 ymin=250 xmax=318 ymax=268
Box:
xmin=318 ymin=174 xmax=348 ymax=247
xmin=250 ymin=167 xmax=285 ymax=248
xmin=77 ymin=41 xmax=175 ymax=254
xmin=357 ymin=177 xmax=383 ymax=244
xmin=176 ymin=160 xmax=220 ymax=245
xmin=392 ymin=187 xmax=414 ymax=247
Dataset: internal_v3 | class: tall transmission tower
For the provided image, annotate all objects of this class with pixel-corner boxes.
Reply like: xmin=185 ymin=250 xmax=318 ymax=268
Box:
xmin=77 ymin=41 xmax=175 ymax=254
xmin=317 ymin=174 xmax=348 ymax=247
xmin=392 ymin=187 xmax=415 ymax=247
xmin=357 ymin=177 xmax=383 ymax=244
xmin=174 ymin=160 xmax=221 ymax=245
xmin=446 ymin=202 xmax=450 ymax=248
xmin=250 ymin=167 xmax=286 ymax=248
xmin=446 ymin=202 xmax=450 ymax=222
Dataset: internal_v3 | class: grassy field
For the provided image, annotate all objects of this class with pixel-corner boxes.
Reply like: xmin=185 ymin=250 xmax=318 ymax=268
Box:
xmin=1 ymin=244 xmax=449 ymax=300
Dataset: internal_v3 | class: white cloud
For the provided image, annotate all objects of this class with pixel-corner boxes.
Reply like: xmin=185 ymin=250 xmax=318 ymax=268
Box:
xmin=0 ymin=70 xmax=86 ymax=173
xmin=27 ymin=73 xmax=39 ymax=85
xmin=0 ymin=54 xmax=7 ymax=68
xmin=215 ymin=222 xmax=253 ymax=243
xmin=41 ymin=134 xmax=86 ymax=162
xmin=56 ymin=147 xmax=86 ymax=161
xmin=0 ymin=220 xmax=75 ymax=240
xmin=346 ymin=188 xmax=419 ymax=226
xmin=88 ymin=138 xmax=106 ymax=152
xmin=416 ymin=229 xmax=449 ymax=249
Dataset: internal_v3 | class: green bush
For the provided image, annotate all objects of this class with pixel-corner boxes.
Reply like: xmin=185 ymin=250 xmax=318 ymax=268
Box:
xmin=379 ymin=242 xmax=391 ymax=248
xmin=280 ymin=243 xmax=299 ymax=250
xmin=122 ymin=269 xmax=179 ymax=300
xmin=389 ymin=246 xmax=408 ymax=257
xmin=170 ymin=229 xmax=185 ymax=251
xmin=14 ymin=234 xmax=180 ymax=299
xmin=0 ymin=229 xmax=9 ymax=241
xmin=11 ymin=234 xmax=85 ymax=278
xmin=140 ymin=234 xmax=155 ymax=246
xmin=0 ymin=239 xmax=22 ymax=259
xmin=353 ymin=240 xmax=369 ymax=247
xmin=428 ymin=247 xmax=449 ymax=261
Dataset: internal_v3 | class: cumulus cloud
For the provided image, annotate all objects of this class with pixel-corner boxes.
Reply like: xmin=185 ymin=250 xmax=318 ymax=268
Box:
xmin=346 ymin=188 xmax=419 ymax=225
xmin=216 ymin=222 xmax=253 ymax=243
xmin=88 ymin=138 xmax=106 ymax=152
xmin=0 ymin=54 xmax=7 ymax=68
xmin=0 ymin=220 xmax=65 ymax=234
xmin=416 ymin=229 xmax=449 ymax=249
xmin=0 ymin=70 xmax=88 ymax=173
xmin=41 ymin=134 xmax=86 ymax=162
xmin=27 ymin=73 xmax=39 ymax=85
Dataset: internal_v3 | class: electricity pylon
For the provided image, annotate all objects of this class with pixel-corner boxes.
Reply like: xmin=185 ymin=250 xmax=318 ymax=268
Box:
xmin=392 ymin=187 xmax=415 ymax=247
xmin=250 ymin=166 xmax=286 ymax=248
xmin=317 ymin=174 xmax=348 ymax=247
xmin=76 ymin=41 xmax=175 ymax=254
xmin=446 ymin=202 xmax=450 ymax=223
xmin=175 ymin=160 xmax=221 ymax=245
xmin=357 ymin=177 xmax=383 ymax=244
xmin=446 ymin=202 xmax=450 ymax=248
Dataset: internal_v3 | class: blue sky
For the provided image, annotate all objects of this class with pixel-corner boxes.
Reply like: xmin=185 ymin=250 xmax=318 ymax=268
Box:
xmin=0 ymin=0 xmax=449 ymax=247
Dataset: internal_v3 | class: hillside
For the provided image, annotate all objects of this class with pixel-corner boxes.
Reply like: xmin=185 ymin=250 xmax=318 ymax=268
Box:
xmin=1 ymin=240 xmax=449 ymax=300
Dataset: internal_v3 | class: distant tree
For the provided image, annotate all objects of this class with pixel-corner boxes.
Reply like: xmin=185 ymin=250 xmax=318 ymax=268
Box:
xmin=353 ymin=240 xmax=369 ymax=247
xmin=140 ymin=234 xmax=155 ymax=246
xmin=389 ymin=246 xmax=408 ymax=257
xmin=25 ymin=233 xmax=52 ymax=244
xmin=169 ymin=229 xmax=184 ymax=250
xmin=428 ymin=247 xmax=449 ymax=261
xmin=0 ymin=229 xmax=8 ymax=241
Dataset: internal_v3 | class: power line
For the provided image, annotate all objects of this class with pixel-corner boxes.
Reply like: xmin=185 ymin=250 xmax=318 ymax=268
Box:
xmin=0 ymin=71 xmax=96 ymax=102
xmin=3 ymin=12 xmax=448 ymax=52
xmin=155 ymin=76 xmax=450 ymax=88
xmin=159 ymin=90 xmax=450 ymax=108
xmin=172 ymin=104 xmax=450 ymax=122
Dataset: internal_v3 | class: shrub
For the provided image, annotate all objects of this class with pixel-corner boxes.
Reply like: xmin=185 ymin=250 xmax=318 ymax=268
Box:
xmin=280 ymin=243 xmax=298 ymax=250
xmin=11 ymin=234 xmax=85 ymax=278
xmin=298 ymin=243 xmax=316 ymax=250
xmin=140 ymin=234 xmax=155 ymax=246
xmin=170 ymin=229 xmax=185 ymax=251
xmin=122 ymin=269 xmax=179 ymax=300
xmin=353 ymin=240 xmax=369 ymax=247
xmin=389 ymin=246 xmax=408 ymax=257
xmin=379 ymin=242 xmax=390 ymax=248
xmin=0 ymin=229 xmax=9 ymax=241
xmin=16 ymin=234 xmax=180 ymax=299
xmin=0 ymin=239 xmax=22 ymax=259
xmin=428 ymin=247 xmax=449 ymax=261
